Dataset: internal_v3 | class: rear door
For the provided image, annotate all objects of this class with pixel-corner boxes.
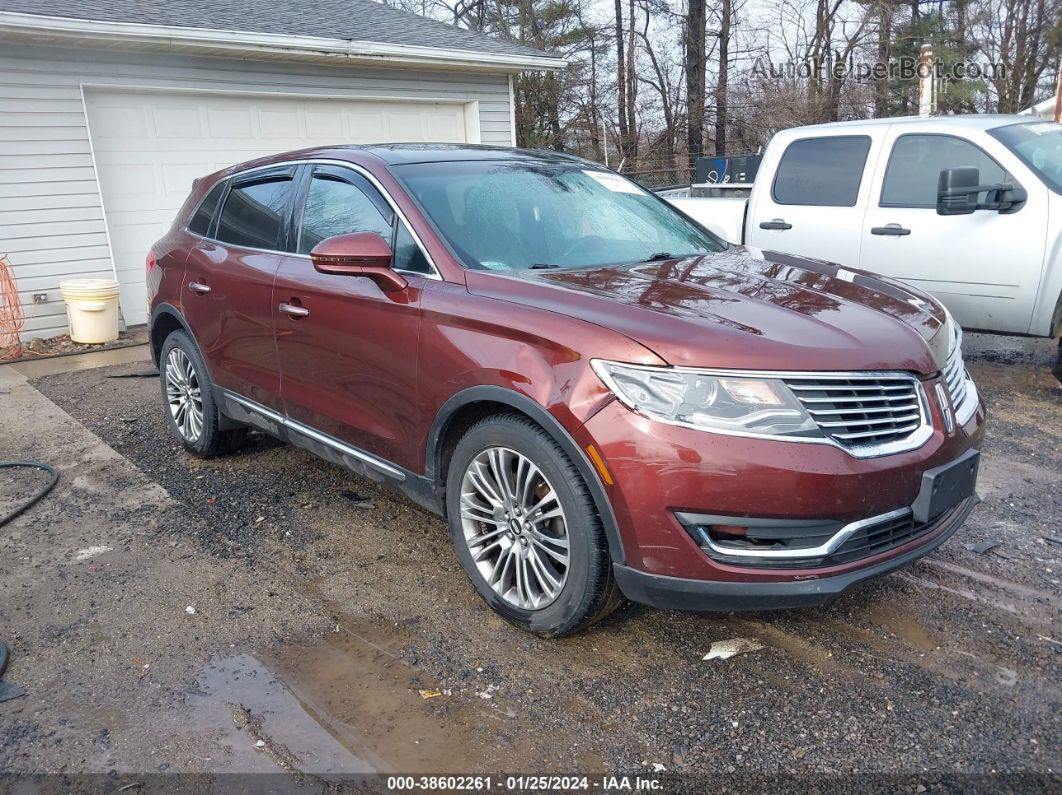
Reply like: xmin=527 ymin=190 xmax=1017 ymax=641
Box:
xmin=746 ymin=134 xmax=878 ymax=266
xmin=859 ymin=131 xmax=1048 ymax=333
xmin=273 ymin=164 xmax=432 ymax=471
xmin=182 ymin=166 xmax=296 ymax=409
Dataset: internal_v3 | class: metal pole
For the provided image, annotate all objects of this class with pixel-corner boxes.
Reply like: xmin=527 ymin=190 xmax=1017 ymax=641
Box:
xmin=918 ymin=44 xmax=935 ymax=117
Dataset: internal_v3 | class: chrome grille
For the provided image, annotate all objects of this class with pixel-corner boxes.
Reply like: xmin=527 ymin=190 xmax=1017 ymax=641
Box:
xmin=942 ymin=342 xmax=969 ymax=410
xmin=783 ymin=375 xmax=927 ymax=451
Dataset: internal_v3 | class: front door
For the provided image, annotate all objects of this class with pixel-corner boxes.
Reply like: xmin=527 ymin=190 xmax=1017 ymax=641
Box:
xmin=859 ymin=131 xmax=1048 ymax=334
xmin=273 ymin=164 xmax=432 ymax=471
xmin=182 ymin=167 xmax=297 ymax=409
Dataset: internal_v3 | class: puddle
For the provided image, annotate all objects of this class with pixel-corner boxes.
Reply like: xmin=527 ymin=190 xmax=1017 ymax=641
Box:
xmin=8 ymin=344 xmax=150 ymax=377
xmin=186 ymin=621 xmax=603 ymax=777
xmin=186 ymin=654 xmax=372 ymax=775
xmin=857 ymin=602 xmax=939 ymax=652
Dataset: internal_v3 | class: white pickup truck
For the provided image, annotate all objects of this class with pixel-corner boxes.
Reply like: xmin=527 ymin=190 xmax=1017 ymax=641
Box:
xmin=667 ymin=115 xmax=1062 ymax=340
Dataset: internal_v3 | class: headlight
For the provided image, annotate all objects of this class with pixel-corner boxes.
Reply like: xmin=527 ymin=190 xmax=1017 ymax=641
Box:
xmin=591 ymin=360 xmax=822 ymax=439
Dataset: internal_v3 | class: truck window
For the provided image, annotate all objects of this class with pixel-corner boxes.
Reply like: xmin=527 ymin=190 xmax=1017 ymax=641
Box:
xmin=771 ymin=136 xmax=871 ymax=207
xmin=881 ymin=134 xmax=1008 ymax=208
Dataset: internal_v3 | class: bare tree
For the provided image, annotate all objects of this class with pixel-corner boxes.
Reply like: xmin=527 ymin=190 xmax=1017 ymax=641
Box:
xmin=686 ymin=0 xmax=708 ymax=163
xmin=714 ymin=0 xmax=734 ymax=153
xmin=975 ymin=0 xmax=1062 ymax=112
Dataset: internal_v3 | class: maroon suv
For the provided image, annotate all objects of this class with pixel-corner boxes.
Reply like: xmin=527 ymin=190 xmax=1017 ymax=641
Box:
xmin=147 ymin=144 xmax=985 ymax=636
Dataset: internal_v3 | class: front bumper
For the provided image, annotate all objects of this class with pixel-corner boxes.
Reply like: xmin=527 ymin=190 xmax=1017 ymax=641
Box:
xmin=613 ymin=495 xmax=977 ymax=611
xmin=576 ymin=381 xmax=986 ymax=584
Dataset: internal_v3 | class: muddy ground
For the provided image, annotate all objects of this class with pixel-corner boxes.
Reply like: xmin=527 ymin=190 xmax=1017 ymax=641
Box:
xmin=0 ymin=334 xmax=1059 ymax=791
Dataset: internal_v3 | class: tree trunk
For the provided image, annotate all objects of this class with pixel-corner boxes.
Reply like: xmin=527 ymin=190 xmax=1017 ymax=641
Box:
xmin=614 ymin=0 xmax=632 ymax=166
xmin=626 ymin=0 xmax=639 ymax=169
xmin=715 ymin=0 xmax=732 ymax=155
xmin=875 ymin=0 xmax=892 ymax=117
xmin=685 ymin=0 xmax=707 ymax=167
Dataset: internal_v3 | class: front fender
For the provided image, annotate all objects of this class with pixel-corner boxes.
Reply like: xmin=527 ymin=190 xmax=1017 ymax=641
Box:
xmin=426 ymin=385 xmax=627 ymax=565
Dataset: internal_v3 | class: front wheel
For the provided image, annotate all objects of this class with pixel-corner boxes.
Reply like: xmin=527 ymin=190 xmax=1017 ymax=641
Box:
xmin=445 ymin=414 xmax=624 ymax=636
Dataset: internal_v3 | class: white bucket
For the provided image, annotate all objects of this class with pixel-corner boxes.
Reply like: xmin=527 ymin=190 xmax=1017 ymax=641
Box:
xmin=59 ymin=278 xmax=121 ymax=344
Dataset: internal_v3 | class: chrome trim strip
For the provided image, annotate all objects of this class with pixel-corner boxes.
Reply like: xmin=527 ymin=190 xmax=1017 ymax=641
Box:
xmin=954 ymin=376 xmax=979 ymax=426
xmin=700 ymin=507 xmax=913 ymax=560
xmin=935 ymin=382 xmax=955 ymax=433
xmin=224 ymin=392 xmax=406 ymax=480
xmin=590 ymin=359 xmax=935 ymax=459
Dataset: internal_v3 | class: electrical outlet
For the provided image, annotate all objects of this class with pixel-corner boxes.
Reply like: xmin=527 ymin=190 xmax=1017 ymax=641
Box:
xmin=33 ymin=293 xmax=49 ymax=304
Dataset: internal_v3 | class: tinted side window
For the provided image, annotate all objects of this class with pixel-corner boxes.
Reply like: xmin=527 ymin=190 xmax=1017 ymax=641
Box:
xmin=216 ymin=177 xmax=293 ymax=249
xmin=772 ymin=136 xmax=872 ymax=207
xmin=188 ymin=182 xmax=225 ymax=236
xmin=298 ymin=173 xmax=393 ymax=255
xmin=881 ymin=134 xmax=1008 ymax=207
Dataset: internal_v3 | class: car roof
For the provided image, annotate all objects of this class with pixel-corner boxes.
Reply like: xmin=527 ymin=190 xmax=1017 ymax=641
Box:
xmin=339 ymin=143 xmax=591 ymax=166
xmin=783 ymin=114 xmax=1040 ymax=134
xmin=210 ymin=143 xmax=597 ymax=182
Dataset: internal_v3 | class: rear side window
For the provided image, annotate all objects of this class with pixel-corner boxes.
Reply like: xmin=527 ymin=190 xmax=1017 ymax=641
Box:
xmin=216 ymin=176 xmax=293 ymax=250
xmin=188 ymin=182 xmax=225 ymax=236
xmin=881 ymin=134 xmax=1009 ymax=208
xmin=297 ymin=171 xmax=393 ymax=255
xmin=772 ymin=136 xmax=872 ymax=207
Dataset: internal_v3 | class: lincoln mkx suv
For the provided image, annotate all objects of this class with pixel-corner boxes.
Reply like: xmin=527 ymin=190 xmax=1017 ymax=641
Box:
xmin=147 ymin=144 xmax=985 ymax=636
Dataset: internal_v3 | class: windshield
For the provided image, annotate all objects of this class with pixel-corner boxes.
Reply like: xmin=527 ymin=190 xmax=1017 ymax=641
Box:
xmin=393 ymin=160 xmax=723 ymax=270
xmin=990 ymin=121 xmax=1062 ymax=194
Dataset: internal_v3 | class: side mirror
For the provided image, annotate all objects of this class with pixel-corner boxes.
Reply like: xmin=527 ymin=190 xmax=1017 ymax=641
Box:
xmin=936 ymin=167 xmax=1027 ymax=215
xmin=309 ymin=232 xmax=407 ymax=292
xmin=936 ymin=167 xmax=980 ymax=215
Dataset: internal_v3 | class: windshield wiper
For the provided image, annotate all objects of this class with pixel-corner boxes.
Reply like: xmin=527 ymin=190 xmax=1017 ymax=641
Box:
xmin=639 ymin=251 xmax=712 ymax=263
xmin=529 ymin=263 xmax=561 ymax=270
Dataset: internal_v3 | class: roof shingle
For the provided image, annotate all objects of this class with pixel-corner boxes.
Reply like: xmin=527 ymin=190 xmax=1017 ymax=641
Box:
xmin=0 ymin=0 xmax=553 ymax=61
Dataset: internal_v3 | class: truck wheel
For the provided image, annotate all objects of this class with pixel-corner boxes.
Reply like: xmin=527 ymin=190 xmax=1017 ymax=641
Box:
xmin=1053 ymin=337 xmax=1062 ymax=385
xmin=446 ymin=413 xmax=623 ymax=636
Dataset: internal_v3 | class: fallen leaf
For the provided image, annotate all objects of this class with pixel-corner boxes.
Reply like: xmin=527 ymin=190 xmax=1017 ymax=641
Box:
xmin=703 ymin=638 xmax=765 ymax=660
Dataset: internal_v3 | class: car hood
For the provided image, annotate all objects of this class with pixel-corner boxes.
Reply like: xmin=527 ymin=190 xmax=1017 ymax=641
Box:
xmin=464 ymin=246 xmax=951 ymax=375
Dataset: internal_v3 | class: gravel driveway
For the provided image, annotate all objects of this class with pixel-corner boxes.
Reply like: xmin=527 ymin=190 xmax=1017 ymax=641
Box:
xmin=1 ymin=334 xmax=1059 ymax=791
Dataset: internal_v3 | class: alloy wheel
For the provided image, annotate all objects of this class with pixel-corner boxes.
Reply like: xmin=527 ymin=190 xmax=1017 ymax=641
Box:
xmin=459 ymin=447 xmax=570 ymax=610
xmin=164 ymin=347 xmax=204 ymax=442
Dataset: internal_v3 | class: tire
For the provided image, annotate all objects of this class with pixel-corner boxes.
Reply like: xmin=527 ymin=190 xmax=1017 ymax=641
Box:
xmin=159 ymin=330 xmax=246 ymax=458
xmin=1053 ymin=337 xmax=1062 ymax=385
xmin=445 ymin=413 xmax=622 ymax=636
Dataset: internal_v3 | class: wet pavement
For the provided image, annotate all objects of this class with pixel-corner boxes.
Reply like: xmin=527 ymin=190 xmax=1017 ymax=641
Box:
xmin=0 ymin=333 xmax=1059 ymax=790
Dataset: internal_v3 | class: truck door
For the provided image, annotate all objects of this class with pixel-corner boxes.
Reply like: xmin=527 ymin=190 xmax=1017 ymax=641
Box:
xmin=859 ymin=130 xmax=1047 ymax=334
xmin=746 ymin=133 xmax=878 ymax=266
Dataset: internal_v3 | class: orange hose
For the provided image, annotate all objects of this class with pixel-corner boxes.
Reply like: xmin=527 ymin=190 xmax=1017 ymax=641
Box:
xmin=0 ymin=255 xmax=25 ymax=361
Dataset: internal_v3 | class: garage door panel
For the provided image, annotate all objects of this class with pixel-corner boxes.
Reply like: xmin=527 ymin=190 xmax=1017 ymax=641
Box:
xmin=306 ymin=110 xmax=344 ymax=138
xmin=152 ymin=106 xmax=204 ymax=137
xmin=86 ymin=88 xmax=471 ymax=326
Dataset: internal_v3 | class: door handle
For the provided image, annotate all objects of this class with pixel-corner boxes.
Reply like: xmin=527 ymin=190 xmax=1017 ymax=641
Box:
xmin=871 ymin=224 xmax=911 ymax=236
xmin=188 ymin=281 xmax=211 ymax=294
xmin=278 ymin=302 xmax=309 ymax=318
xmin=759 ymin=219 xmax=792 ymax=230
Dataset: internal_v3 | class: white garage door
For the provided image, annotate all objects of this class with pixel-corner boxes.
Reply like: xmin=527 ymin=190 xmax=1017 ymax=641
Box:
xmin=84 ymin=88 xmax=471 ymax=325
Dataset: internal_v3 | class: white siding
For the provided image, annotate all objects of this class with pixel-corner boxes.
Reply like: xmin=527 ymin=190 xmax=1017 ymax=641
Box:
xmin=0 ymin=43 xmax=514 ymax=340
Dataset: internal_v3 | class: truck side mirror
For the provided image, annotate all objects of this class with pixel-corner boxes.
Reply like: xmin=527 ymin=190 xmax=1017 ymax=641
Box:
xmin=936 ymin=167 xmax=980 ymax=215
